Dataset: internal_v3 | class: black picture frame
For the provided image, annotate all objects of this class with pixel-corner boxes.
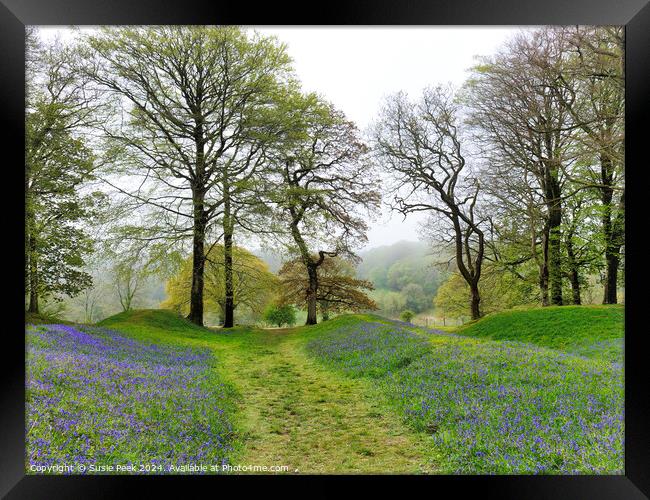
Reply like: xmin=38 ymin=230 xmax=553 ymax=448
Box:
xmin=1 ymin=1 xmax=648 ymax=498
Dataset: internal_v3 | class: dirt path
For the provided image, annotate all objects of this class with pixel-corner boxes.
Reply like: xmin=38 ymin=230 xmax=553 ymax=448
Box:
xmin=216 ymin=329 xmax=437 ymax=473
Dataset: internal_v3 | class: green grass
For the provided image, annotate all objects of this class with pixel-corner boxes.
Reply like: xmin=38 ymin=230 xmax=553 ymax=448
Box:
xmin=97 ymin=309 xmax=437 ymax=473
xmin=31 ymin=305 xmax=623 ymax=474
xmin=305 ymin=311 xmax=624 ymax=474
xmin=25 ymin=311 xmax=75 ymax=325
xmin=99 ymin=309 xmax=212 ymax=336
xmin=454 ymin=305 xmax=624 ymax=359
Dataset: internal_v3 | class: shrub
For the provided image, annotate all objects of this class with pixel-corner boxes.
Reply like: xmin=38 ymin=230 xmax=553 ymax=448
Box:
xmin=263 ymin=304 xmax=296 ymax=328
xmin=400 ymin=310 xmax=415 ymax=323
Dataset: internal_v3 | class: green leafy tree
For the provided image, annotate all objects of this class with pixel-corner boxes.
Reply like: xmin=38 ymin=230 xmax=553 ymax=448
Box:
xmin=464 ymin=31 xmax=577 ymax=307
xmin=266 ymin=90 xmax=380 ymax=325
xmin=25 ymin=31 xmax=105 ymax=313
xmin=400 ymin=310 xmax=415 ymax=323
xmin=85 ymin=26 xmax=292 ymax=326
xmin=434 ymin=268 xmax=536 ymax=320
xmin=402 ymin=283 xmax=430 ymax=313
xmin=549 ymin=27 xmax=625 ymax=304
xmin=162 ymin=245 xmax=278 ymax=325
xmin=371 ymin=289 xmax=407 ymax=316
xmin=263 ymin=304 xmax=296 ymax=328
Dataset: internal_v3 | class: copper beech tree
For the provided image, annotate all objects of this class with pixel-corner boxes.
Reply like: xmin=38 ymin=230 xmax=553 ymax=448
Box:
xmin=278 ymin=257 xmax=377 ymax=321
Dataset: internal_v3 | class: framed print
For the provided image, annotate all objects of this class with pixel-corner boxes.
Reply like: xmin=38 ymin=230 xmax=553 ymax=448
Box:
xmin=1 ymin=0 xmax=649 ymax=497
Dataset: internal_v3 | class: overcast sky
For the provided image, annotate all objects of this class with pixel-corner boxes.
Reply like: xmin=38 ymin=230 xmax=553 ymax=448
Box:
xmin=38 ymin=26 xmax=523 ymax=250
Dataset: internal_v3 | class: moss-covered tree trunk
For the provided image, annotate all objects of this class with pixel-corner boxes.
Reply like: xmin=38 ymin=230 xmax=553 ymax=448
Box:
xmin=221 ymin=167 xmax=236 ymax=328
xmin=26 ymin=199 xmax=40 ymax=314
xmin=600 ymin=154 xmax=624 ymax=305
xmin=565 ymin=231 xmax=581 ymax=305
xmin=305 ymin=263 xmax=319 ymax=325
xmin=223 ymin=222 xmax=235 ymax=328
xmin=288 ymin=212 xmax=322 ymax=326
xmin=188 ymin=188 xmax=206 ymax=327
xmin=544 ymin=159 xmax=563 ymax=306
xmin=538 ymin=225 xmax=550 ymax=306
xmin=548 ymin=211 xmax=563 ymax=306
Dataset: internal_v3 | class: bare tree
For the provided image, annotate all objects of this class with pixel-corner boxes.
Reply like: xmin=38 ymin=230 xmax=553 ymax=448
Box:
xmin=372 ymin=86 xmax=486 ymax=320
xmin=464 ymin=30 xmax=580 ymax=306
xmin=113 ymin=259 xmax=144 ymax=312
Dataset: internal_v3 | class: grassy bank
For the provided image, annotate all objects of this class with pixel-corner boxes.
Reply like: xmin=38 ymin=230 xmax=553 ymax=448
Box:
xmin=305 ymin=312 xmax=624 ymax=473
xmin=27 ymin=305 xmax=624 ymax=474
xmin=455 ymin=305 xmax=624 ymax=362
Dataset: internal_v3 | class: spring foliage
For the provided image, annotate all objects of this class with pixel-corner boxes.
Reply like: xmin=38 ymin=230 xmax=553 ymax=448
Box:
xmin=278 ymin=257 xmax=378 ymax=319
xmin=161 ymin=245 xmax=278 ymax=322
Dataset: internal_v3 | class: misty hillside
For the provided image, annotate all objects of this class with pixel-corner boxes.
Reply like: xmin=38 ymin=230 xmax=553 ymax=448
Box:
xmin=357 ymin=240 xmax=449 ymax=316
xmin=357 ymin=240 xmax=431 ymax=277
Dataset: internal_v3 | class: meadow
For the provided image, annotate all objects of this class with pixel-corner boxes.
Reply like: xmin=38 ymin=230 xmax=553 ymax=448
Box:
xmin=25 ymin=305 xmax=624 ymax=474
xmin=26 ymin=322 xmax=236 ymax=473
xmin=306 ymin=311 xmax=624 ymax=474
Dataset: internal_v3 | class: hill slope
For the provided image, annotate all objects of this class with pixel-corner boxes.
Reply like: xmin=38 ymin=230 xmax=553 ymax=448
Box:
xmin=25 ymin=311 xmax=74 ymax=325
xmin=98 ymin=309 xmax=212 ymax=337
xmin=456 ymin=305 xmax=624 ymax=360
xmin=26 ymin=307 xmax=624 ymax=474
xmin=305 ymin=311 xmax=623 ymax=473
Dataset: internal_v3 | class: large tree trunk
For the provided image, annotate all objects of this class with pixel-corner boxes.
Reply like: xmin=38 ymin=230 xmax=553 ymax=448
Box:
xmin=469 ymin=282 xmax=481 ymax=321
xmin=532 ymin=222 xmax=550 ymax=306
xmin=603 ymin=252 xmax=619 ymax=305
xmin=539 ymin=226 xmax=550 ymax=306
xmin=566 ymin=233 xmax=581 ymax=305
xmin=222 ymin=179 xmax=235 ymax=328
xmin=451 ymin=210 xmax=484 ymax=321
xmin=289 ymin=214 xmax=321 ymax=326
xmin=306 ymin=264 xmax=318 ymax=325
xmin=545 ymin=171 xmax=563 ymax=306
xmin=539 ymin=268 xmax=550 ymax=306
xmin=26 ymin=198 xmax=39 ymax=314
xmin=28 ymin=237 xmax=39 ymax=314
xmin=188 ymin=190 xmax=206 ymax=327
xmin=600 ymin=154 xmax=623 ymax=305
xmin=223 ymin=228 xmax=235 ymax=328
xmin=548 ymin=226 xmax=563 ymax=305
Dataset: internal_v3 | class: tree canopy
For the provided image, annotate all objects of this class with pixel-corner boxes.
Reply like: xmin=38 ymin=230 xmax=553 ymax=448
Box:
xmin=162 ymin=245 xmax=278 ymax=324
xmin=84 ymin=26 xmax=293 ymax=326
xmin=25 ymin=29 xmax=106 ymax=313
xmin=25 ymin=26 xmax=625 ymax=328
xmin=278 ymin=256 xmax=377 ymax=321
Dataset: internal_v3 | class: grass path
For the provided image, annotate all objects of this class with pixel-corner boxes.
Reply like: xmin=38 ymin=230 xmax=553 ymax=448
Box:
xmin=217 ymin=329 xmax=437 ymax=473
xmin=98 ymin=311 xmax=439 ymax=473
